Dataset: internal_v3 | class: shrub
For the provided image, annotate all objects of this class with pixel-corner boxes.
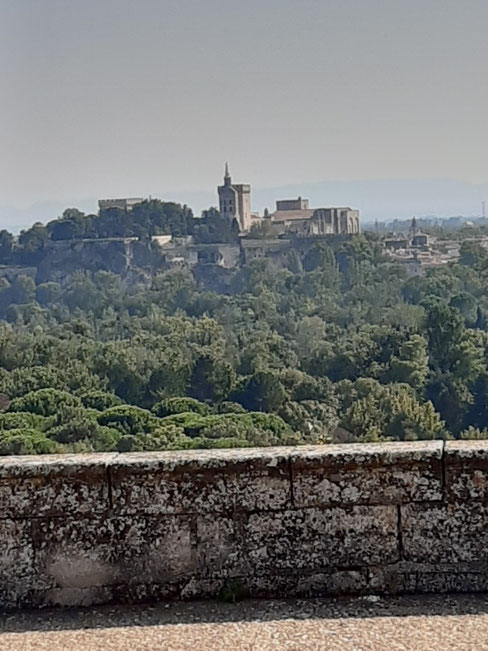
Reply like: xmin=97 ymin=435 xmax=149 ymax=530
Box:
xmin=0 ymin=411 xmax=48 ymax=431
xmin=217 ymin=401 xmax=247 ymax=414
xmin=231 ymin=371 xmax=287 ymax=412
xmin=0 ymin=429 xmax=58 ymax=455
xmin=9 ymin=389 xmax=82 ymax=417
xmin=460 ymin=426 xmax=488 ymax=440
xmin=170 ymin=411 xmax=296 ymax=446
xmin=80 ymin=390 xmax=123 ymax=411
xmin=91 ymin=426 xmax=123 ymax=451
xmin=98 ymin=405 xmax=159 ymax=435
xmin=47 ymin=418 xmax=99 ymax=444
xmin=116 ymin=424 xmax=187 ymax=452
xmin=278 ymin=400 xmax=338 ymax=443
xmin=160 ymin=412 xmax=209 ymax=436
xmin=152 ymin=397 xmax=210 ymax=417
xmin=247 ymin=412 xmax=292 ymax=436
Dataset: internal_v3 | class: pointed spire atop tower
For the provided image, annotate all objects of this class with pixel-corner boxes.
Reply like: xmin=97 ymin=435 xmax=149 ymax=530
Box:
xmin=410 ymin=216 xmax=418 ymax=236
xmin=224 ymin=162 xmax=231 ymax=185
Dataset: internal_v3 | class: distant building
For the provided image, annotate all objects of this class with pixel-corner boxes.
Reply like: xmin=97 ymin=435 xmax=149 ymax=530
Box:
xmin=383 ymin=237 xmax=410 ymax=251
xmin=151 ymin=234 xmax=172 ymax=247
xmin=383 ymin=232 xmax=430 ymax=250
xmin=218 ymin=164 xmax=252 ymax=232
xmin=270 ymin=198 xmax=360 ymax=236
xmin=381 ymin=225 xmax=461 ymax=274
xmin=98 ymin=198 xmax=144 ymax=212
xmin=241 ymin=238 xmax=291 ymax=263
xmin=276 ymin=197 xmax=310 ymax=211
xmin=411 ymin=232 xmax=430 ymax=248
xmin=157 ymin=239 xmax=240 ymax=269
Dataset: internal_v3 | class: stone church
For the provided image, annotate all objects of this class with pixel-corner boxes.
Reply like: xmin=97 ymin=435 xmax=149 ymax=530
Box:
xmin=217 ymin=165 xmax=360 ymax=236
xmin=270 ymin=197 xmax=360 ymax=236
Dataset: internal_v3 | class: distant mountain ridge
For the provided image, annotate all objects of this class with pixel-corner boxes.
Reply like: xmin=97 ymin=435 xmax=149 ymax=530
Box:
xmin=2 ymin=178 xmax=487 ymax=233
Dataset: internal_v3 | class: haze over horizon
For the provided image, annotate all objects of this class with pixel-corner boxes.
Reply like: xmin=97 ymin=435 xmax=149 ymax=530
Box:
xmin=2 ymin=0 xmax=488 ymax=228
xmin=1 ymin=177 xmax=487 ymax=234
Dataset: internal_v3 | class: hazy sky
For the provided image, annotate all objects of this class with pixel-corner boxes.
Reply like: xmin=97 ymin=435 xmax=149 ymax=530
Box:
xmin=2 ymin=0 xmax=488 ymax=218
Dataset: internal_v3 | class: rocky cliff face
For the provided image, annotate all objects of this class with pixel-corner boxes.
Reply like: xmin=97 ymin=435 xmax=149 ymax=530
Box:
xmin=35 ymin=239 xmax=162 ymax=284
xmin=29 ymin=238 xmax=242 ymax=290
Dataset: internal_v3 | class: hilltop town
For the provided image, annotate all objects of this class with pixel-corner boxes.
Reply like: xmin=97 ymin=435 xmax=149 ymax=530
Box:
xmin=0 ymin=166 xmax=361 ymax=284
xmin=3 ymin=168 xmax=488 ymax=291
xmin=95 ymin=166 xmax=361 ymax=265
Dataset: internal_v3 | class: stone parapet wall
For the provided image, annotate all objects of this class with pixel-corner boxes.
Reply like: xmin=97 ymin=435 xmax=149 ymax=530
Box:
xmin=1 ymin=441 xmax=488 ymax=609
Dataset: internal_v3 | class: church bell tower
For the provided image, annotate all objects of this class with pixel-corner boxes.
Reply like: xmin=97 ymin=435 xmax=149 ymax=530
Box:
xmin=218 ymin=164 xmax=252 ymax=232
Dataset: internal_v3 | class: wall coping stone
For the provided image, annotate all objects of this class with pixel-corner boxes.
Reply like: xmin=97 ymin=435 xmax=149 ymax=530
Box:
xmin=107 ymin=447 xmax=293 ymax=472
xmin=0 ymin=453 xmax=118 ymax=478
xmin=445 ymin=440 xmax=488 ymax=460
xmin=0 ymin=441 xmax=448 ymax=475
xmin=289 ymin=441 xmax=444 ymax=466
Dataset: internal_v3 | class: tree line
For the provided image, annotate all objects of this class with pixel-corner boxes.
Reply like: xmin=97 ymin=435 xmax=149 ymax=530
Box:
xmin=2 ymin=226 xmax=488 ymax=453
xmin=0 ymin=201 xmax=240 ymax=269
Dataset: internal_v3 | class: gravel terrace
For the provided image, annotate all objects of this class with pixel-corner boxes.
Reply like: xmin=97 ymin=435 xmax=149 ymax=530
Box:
xmin=2 ymin=594 xmax=488 ymax=650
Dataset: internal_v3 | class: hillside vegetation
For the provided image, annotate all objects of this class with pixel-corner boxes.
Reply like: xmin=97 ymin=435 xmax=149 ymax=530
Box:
xmin=2 ymin=227 xmax=488 ymax=454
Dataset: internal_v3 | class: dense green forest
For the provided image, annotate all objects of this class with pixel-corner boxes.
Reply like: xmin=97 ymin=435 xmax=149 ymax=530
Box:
xmin=2 ymin=220 xmax=488 ymax=454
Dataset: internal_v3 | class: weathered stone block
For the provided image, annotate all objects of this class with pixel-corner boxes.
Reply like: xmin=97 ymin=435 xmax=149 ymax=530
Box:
xmin=368 ymin=566 xmax=417 ymax=594
xmin=446 ymin=441 xmax=488 ymax=502
xmin=42 ymin=586 xmax=115 ymax=608
xmin=246 ymin=506 xmax=398 ymax=572
xmin=112 ymin=515 xmax=197 ymax=584
xmin=0 ymin=454 xmax=115 ymax=518
xmin=111 ymin=580 xmax=185 ymax=603
xmin=0 ymin=519 xmax=34 ymax=579
xmin=401 ymin=502 xmax=488 ymax=564
xmin=32 ymin=517 xmax=118 ymax=590
xmin=244 ymin=569 xmax=368 ymax=598
xmin=295 ymin=570 xmax=368 ymax=596
xmin=415 ymin=572 xmax=488 ymax=594
xmin=109 ymin=448 xmax=291 ymax=515
xmin=196 ymin=514 xmax=248 ymax=578
xmin=291 ymin=442 xmax=443 ymax=508
xmin=0 ymin=518 xmax=41 ymax=608
xmin=180 ymin=577 xmax=227 ymax=600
